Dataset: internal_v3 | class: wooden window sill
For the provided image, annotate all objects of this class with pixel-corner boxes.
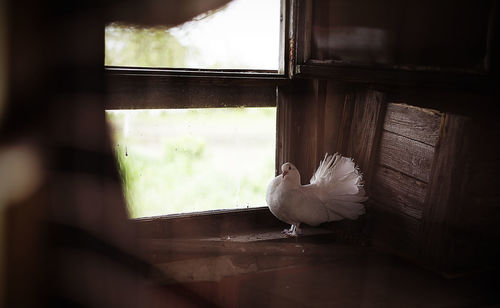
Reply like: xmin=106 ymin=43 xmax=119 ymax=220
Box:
xmin=141 ymin=225 xmax=370 ymax=284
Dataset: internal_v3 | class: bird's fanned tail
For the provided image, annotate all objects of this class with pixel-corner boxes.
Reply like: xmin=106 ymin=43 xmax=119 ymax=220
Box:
xmin=311 ymin=153 xmax=364 ymax=194
xmin=310 ymin=153 xmax=367 ymax=220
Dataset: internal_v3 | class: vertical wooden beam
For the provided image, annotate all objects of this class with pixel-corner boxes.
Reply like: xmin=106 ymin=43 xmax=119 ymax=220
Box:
xmin=278 ymin=79 xmax=328 ymax=183
xmin=420 ymin=113 xmax=471 ymax=272
xmin=279 ymin=82 xmax=386 ymax=189
xmin=337 ymin=88 xmax=386 ymax=191
xmin=312 ymin=79 xmax=327 ymax=171
xmin=293 ymin=80 xmax=321 ymax=183
xmin=276 ymin=85 xmax=292 ymax=175
xmin=295 ymin=0 xmax=313 ymax=65
xmin=323 ymin=82 xmax=347 ymax=155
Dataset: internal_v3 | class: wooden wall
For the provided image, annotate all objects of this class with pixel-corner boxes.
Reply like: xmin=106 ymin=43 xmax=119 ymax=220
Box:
xmin=278 ymin=80 xmax=500 ymax=275
xmin=280 ymin=0 xmax=500 ymax=275
xmin=371 ymin=102 xmax=440 ymax=258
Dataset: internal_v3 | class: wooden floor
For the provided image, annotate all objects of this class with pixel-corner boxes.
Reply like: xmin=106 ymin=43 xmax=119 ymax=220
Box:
xmin=142 ymin=227 xmax=500 ymax=307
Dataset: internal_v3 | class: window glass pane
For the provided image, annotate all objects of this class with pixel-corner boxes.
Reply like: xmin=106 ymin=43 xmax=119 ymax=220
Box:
xmin=106 ymin=108 xmax=276 ymax=218
xmin=105 ymin=0 xmax=281 ymax=70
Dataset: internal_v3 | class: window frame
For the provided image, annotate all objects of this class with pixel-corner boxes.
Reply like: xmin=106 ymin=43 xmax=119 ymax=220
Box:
xmin=104 ymin=0 xmax=291 ymax=78
xmin=104 ymin=0 xmax=295 ymax=221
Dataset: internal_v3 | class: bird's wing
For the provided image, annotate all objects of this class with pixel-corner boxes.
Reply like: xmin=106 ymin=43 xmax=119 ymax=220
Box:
xmin=268 ymin=181 xmax=331 ymax=227
xmin=301 ymin=185 xmax=345 ymax=222
xmin=266 ymin=175 xmax=282 ymax=206
xmin=282 ymin=187 xmax=331 ymax=226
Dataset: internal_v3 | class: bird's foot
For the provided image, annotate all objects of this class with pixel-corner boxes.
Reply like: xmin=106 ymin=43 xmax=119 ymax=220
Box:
xmin=282 ymin=224 xmax=301 ymax=237
xmin=282 ymin=229 xmax=298 ymax=237
xmin=282 ymin=230 xmax=298 ymax=237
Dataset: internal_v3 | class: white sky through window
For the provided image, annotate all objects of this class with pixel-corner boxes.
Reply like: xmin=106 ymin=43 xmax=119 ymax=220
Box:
xmin=105 ymin=0 xmax=281 ymax=70
xmin=168 ymin=0 xmax=280 ymax=70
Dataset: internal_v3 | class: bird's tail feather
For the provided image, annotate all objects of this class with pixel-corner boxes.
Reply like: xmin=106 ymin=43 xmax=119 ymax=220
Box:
xmin=310 ymin=153 xmax=364 ymax=196
xmin=326 ymin=199 xmax=366 ymax=220
xmin=311 ymin=153 xmax=367 ymax=220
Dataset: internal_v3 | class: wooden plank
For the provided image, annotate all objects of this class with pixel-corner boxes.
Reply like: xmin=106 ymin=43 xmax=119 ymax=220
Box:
xmin=105 ymin=74 xmax=278 ymax=109
xmin=288 ymin=80 xmax=323 ymax=183
xmin=337 ymin=88 xmax=386 ymax=189
xmin=143 ymin=236 xmax=367 ymax=261
xmin=313 ymin=79 xmax=327 ymax=164
xmin=295 ymin=0 xmax=313 ymax=64
xmin=383 ymin=103 xmax=441 ymax=146
xmin=420 ymin=113 xmax=472 ymax=272
xmin=384 ymin=86 xmax=498 ymax=118
xmin=378 ymin=131 xmax=434 ymax=182
xmin=134 ymin=207 xmax=287 ymax=239
xmin=277 ymin=84 xmax=293 ymax=174
xmin=336 ymin=90 xmax=355 ymax=157
xmin=279 ymin=80 xmax=331 ymax=183
xmin=371 ymin=165 xmax=427 ymax=219
xmin=322 ymin=82 xmax=346 ymax=155
xmin=347 ymin=89 xmax=386 ymax=186
xmin=295 ymin=64 xmax=493 ymax=91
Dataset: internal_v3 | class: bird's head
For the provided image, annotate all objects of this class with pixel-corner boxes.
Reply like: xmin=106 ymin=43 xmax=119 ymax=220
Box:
xmin=281 ymin=162 xmax=300 ymax=184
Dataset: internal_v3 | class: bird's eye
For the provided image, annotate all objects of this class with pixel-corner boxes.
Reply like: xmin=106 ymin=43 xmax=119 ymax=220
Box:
xmin=288 ymin=166 xmax=291 ymax=170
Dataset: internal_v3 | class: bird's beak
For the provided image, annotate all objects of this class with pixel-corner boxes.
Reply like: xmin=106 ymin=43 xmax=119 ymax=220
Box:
xmin=282 ymin=171 xmax=288 ymax=178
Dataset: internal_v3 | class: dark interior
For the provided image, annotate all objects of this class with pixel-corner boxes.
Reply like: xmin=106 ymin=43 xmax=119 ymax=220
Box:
xmin=2 ymin=0 xmax=500 ymax=307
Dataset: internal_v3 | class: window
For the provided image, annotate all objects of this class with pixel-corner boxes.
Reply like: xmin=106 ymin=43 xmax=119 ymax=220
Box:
xmin=105 ymin=0 xmax=287 ymax=218
xmin=105 ymin=0 xmax=283 ymax=72
xmin=106 ymin=108 xmax=276 ymax=218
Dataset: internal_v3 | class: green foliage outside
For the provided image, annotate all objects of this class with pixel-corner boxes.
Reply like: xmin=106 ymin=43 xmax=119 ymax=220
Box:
xmin=106 ymin=108 xmax=276 ymax=218
xmin=105 ymin=23 xmax=190 ymax=67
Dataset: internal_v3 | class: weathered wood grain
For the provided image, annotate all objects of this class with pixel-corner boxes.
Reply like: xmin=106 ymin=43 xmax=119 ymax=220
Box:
xmin=322 ymin=82 xmax=346 ymax=155
xmin=143 ymin=235 xmax=366 ymax=261
xmin=345 ymin=90 xmax=386 ymax=174
xmin=313 ymin=79 xmax=327 ymax=165
xmin=383 ymin=103 xmax=441 ymax=146
xmin=134 ymin=207 xmax=286 ymax=239
xmin=378 ymin=131 xmax=435 ymax=182
xmin=106 ymin=74 xmax=278 ymax=109
xmin=290 ymin=80 xmax=324 ymax=183
xmin=371 ymin=165 xmax=427 ymax=219
xmin=336 ymin=88 xmax=386 ymax=189
xmin=277 ymin=84 xmax=293 ymax=174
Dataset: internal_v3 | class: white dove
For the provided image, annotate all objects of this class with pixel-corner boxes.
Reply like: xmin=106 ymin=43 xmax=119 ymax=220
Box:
xmin=266 ymin=153 xmax=367 ymax=236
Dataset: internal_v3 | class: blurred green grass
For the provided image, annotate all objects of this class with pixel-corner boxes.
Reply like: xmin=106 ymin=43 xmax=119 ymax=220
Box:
xmin=106 ymin=108 xmax=276 ymax=218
